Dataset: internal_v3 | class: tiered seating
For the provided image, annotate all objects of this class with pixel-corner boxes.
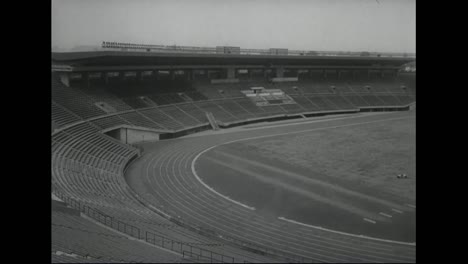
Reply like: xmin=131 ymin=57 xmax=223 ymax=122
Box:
xmin=313 ymin=82 xmax=334 ymax=94
xmin=330 ymin=82 xmax=353 ymax=94
xmin=139 ymin=108 xmax=186 ymax=131
xmin=377 ymin=82 xmax=400 ymax=93
xmin=278 ymin=103 xmax=305 ymax=114
xmin=321 ymin=95 xmax=357 ymax=110
xmin=75 ymin=86 xmax=133 ymax=112
xmin=194 ymin=84 xmax=224 ymax=99
xmin=368 ymin=83 xmax=390 ymax=93
xmin=272 ymin=83 xmax=301 ymax=95
xmin=91 ymin=115 xmax=132 ymax=130
xmin=293 ymin=83 xmax=313 ymax=94
xmin=289 ymin=95 xmax=320 ymax=112
xmin=52 ymin=121 xmax=58 ymax=133
xmin=52 ymin=125 xmax=137 ymax=176
xmin=159 ymin=105 xmax=203 ymax=128
xmin=394 ymin=94 xmax=415 ymax=105
xmin=52 ymin=77 xmax=107 ymax=119
xmin=195 ymin=101 xmax=239 ymax=123
xmin=348 ymin=82 xmax=370 ymax=93
xmin=52 ymin=71 xmax=415 ymax=263
xmin=149 ymin=93 xmax=186 ymax=105
xmin=213 ymin=100 xmax=255 ymax=120
xmin=185 ymin=91 xmax=208 ymax=101
xmin=217 ymin=84 xmax=246 ymax=98
xmin=342 ymin=95 xmax=370 ymax=107
xmin=258 ymin=104 xmax=286 ymax=115
xmin=53 ymin=74 xmax=414 ymax=134
xmin=121 ymin=97 xmax=152 ymax=109
xmin=52 ymin=128 xmax=275 ymax=263
xmin=306 ymin=96 xmax=337 ymax=110
xmin=119 ymin=112 xmax=166 ymax=130
xmin=385 ymin=82 xmax=407 ymax=93
xmin=360 ymin=94 xmax=386 ymax=106
xmin=294 ymin=81 xmax=330 ymax=94
xmin=374 ymin=94 xmax=402 ymax=106
xmin=176 ymin=103 xmax=210 ymax=123
xmin=52 ymin=101 xmax=82 ymax=128
xmin=233 ymin=98 xmax=266 ymax=116
xmin=52 ymin=211 xmax=184 ymax=263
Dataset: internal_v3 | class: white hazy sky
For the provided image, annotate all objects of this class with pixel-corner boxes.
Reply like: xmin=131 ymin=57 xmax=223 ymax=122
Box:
xmin=51 ymin=0 xmax=415 ymax=53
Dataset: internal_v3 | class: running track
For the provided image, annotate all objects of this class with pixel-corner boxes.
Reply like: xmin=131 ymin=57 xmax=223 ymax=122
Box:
xmin=125 ymin=111 xmax=416 ymax=263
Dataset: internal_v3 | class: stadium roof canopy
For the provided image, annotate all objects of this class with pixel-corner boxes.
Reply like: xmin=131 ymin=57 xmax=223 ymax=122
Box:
xmin=51 ymin=51 xmax=415 ymax=72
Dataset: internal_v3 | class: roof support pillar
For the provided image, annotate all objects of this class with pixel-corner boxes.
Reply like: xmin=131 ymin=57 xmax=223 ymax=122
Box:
xmin=152 ymin=70 xmax=158 ymax=81
xmin=275 ymin=67 xmax=284 ymax=78
xmin=136 ymin=71 xmax=142 ymax=81
xmin=101 ymin=72 xmax=109 ymax=85
xmin=186 ymin=69 xmax=194 ymax=81
xmin=170 ymin=70 xmax=175 ymax=80
xmin=118 ymin=71 xmax=125 ymax=81
xmin=82 ymin=72 xmax=90 ymax=88
xmin=226 ymin=67 xmax=236 ymax=79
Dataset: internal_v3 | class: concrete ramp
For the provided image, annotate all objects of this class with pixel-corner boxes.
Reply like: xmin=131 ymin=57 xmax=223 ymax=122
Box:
xmin=205 ymin=112 xmax=219 ymax=131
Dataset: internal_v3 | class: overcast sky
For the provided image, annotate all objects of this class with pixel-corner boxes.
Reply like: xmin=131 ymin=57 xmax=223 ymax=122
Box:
xmin=51 ymin=0 xmax=415 ymax=53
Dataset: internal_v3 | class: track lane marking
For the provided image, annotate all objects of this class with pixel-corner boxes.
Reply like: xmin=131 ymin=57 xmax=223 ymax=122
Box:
xmin=379 ymin=213 xmax=392 ymax=218
xmin=213 ymin=150 xmax=408 ymax=212
xmin=129 ymin=114 xmax=416 ymax=262
xmin=364 ymin=218 xmax=377 ymax=224
xmin=279 ymin=217 xmax=415 ymax=246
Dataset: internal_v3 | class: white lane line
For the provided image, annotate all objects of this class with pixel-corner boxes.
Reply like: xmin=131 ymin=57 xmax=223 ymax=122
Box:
xmin=406 ymin=204 xmax=416 ymax=209
xmin=278 ymin=217 xmax=415 ymax=246
xmin=392 ymin=209 xmax=403 ymax=214
xmin=363 ymin=218 xmax=377 ymax=224
xmin=191 ymin=115 xmax=414 ymax=212
xmin=379 ymin=212 xmax=392 ymax=218
xmin=191 ymin=145 xmax=256 ymax=211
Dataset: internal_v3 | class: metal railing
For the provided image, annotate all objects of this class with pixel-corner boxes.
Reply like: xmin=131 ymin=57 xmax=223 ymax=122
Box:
xmin=101 ymin=41 xmax=415 ymax=58
xmin=52 ymin=188 xmax=238 ymax=263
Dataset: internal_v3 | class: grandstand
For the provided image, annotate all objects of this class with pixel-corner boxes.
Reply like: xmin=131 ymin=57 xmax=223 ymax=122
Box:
xmin=51 ymin=45 xmax=415 ymax=263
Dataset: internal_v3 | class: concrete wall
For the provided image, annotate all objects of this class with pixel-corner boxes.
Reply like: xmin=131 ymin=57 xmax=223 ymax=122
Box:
xmin=271 ymin=77 xmax=298 ymax=82
xmin=211 ymin=78 xmax=239 ymax=84
xmin=106 ymin=127 xmax=160 ymax=144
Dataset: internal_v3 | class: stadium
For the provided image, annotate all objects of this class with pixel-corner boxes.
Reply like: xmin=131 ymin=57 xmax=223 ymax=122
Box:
xmin=51 ymin=42 xmax=415 ymax=262
xmin=51 ymin=1 xmax=415 ymax=262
